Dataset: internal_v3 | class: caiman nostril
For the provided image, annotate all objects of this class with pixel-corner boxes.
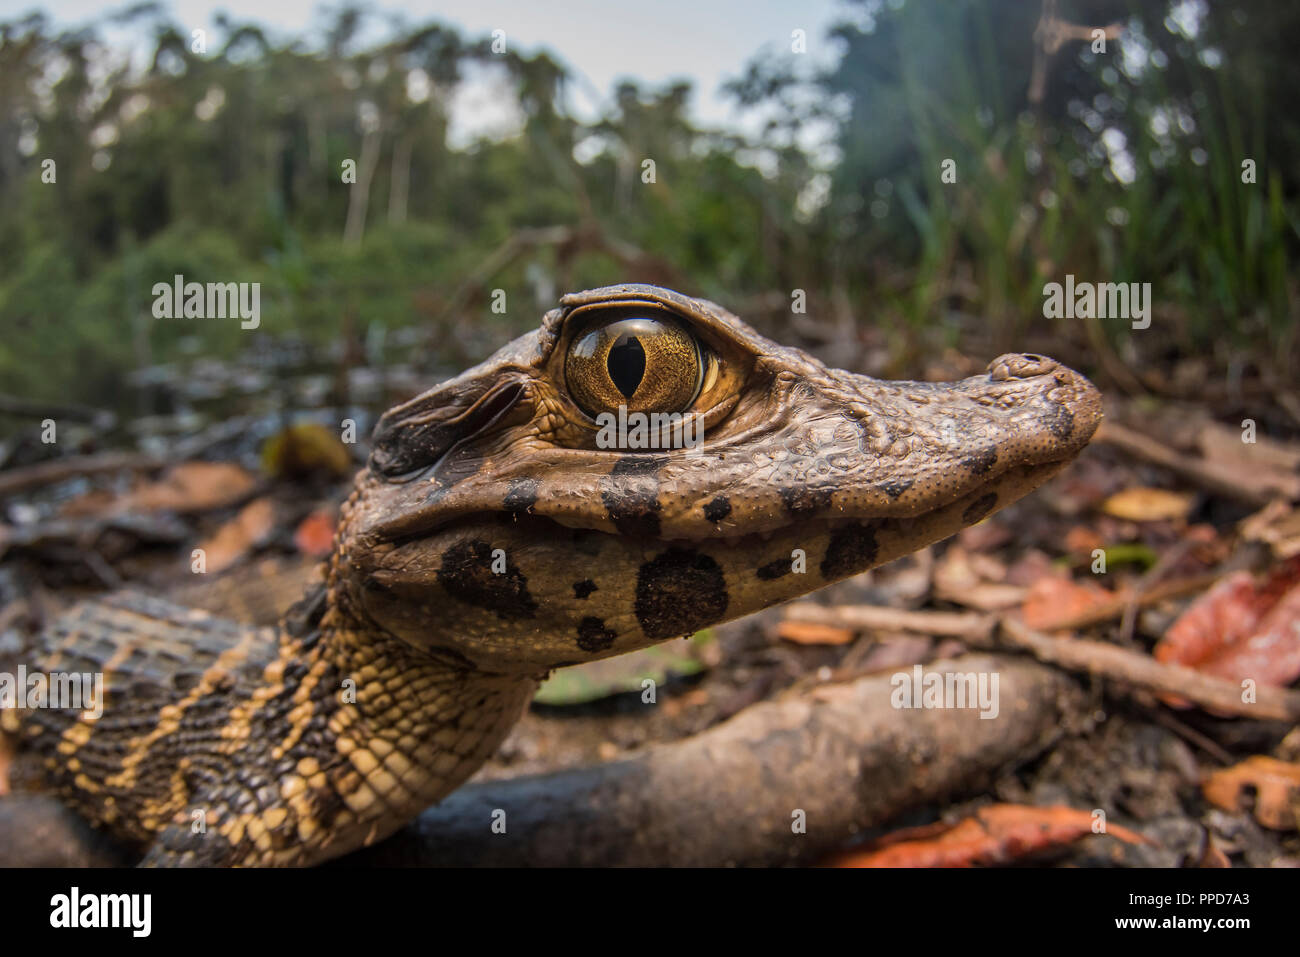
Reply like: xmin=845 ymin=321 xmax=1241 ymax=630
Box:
xmin=987 ymin=353 xmax=1059 ymax=381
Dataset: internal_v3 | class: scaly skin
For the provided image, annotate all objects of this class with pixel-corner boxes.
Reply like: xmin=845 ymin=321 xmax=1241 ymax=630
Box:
xmin=1 ymin=284 xmax=1102 ymax=865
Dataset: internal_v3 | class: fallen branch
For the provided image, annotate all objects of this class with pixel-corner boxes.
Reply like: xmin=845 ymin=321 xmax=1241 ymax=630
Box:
xmin=782 ymin=602 xmax=993 ymax=639
xmin=0 ymin=452 xmax=163 ymax=499
xmin=343 ymin=654 xmax=1081 ymax=867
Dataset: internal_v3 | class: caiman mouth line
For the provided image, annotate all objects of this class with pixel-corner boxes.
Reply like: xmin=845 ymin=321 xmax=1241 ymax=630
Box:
xmin=380 ymin=459 xmax=1073 ymax=549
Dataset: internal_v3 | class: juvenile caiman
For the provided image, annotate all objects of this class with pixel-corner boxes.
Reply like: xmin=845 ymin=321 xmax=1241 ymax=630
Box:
xmin=0 ymin=284 xmax=1101 ymax=865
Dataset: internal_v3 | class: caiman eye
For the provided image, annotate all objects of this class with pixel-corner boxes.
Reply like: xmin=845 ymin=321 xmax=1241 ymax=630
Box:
xmin=564 ymin=315 xmax=707 ymax=417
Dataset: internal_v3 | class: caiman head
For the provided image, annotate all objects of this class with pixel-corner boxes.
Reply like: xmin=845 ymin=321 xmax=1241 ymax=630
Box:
xmin=331 ymin=284 xmax=1101 ymax=675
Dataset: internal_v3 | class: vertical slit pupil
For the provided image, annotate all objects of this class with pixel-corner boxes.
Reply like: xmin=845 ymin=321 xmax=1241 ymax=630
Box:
xmin=607 ymin=335 xmax=646 ymax=401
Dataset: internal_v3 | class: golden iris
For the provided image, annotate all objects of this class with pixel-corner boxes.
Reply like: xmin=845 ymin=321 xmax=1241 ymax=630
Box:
xmin=565 ymin=316 xmax=704 ymax=417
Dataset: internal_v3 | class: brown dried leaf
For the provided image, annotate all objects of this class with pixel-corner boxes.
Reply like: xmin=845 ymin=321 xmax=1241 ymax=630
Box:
xmin=123 ymin=462 xmax=258 ymax=513
xmin=1241 ymin=501 xmax=1300 ymax=560
xmin=1202 ymin=757 xmax=1300 ymax=831
xmin=0 ymin=735 xmax=12 ymax=796
xmin=1064 ymin=524 xmax=1106 ymax=555
xmin=824 ymin=804 xmax=1150 ymax=867
xmin=934 ymin=545 xmax=1025 ymax=611
xmin=1154 ymin=558 xmax=1300 ymax=708
xmin=196 ymin=497 xmax=277 ymax=574
xmin=1197 ymin=838 xmax=1232 ymax=868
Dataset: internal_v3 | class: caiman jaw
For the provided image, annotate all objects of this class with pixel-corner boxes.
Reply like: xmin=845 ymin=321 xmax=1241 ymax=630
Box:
xmin=336 ymin=284 xmax=1102 ymax=674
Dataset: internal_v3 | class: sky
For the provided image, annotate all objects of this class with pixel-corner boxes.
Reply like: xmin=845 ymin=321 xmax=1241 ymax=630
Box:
xmin=2 ymin=0 xmax=854 ymax=138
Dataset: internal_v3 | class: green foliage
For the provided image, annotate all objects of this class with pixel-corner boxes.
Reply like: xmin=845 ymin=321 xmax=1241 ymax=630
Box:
xmin=808 ymin=0 xmax=1297 ymax=352
xmin=0 ymin=1 xmax=1295 ymax=416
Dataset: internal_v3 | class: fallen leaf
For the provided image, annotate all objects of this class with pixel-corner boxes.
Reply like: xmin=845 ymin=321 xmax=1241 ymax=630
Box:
xmin=534 ymin=631 xmax=717 ymax=705
xmin=294 ymin=508 xmax=337 ymax=557
xmin=777 ymin=621 xmax=856 ymax=645
xmin=1154 ymin=558 xmax=1300 ymax=709
xmin=196 ymin=497 xmax=277 ymax=574
xmin=262 ymin=423 xmax=353 ymax=479
xmin=1022 ymin=576 xmax=1115 ymax=631
xmin=1101 ymin=487 xmax=1196 ymax=522
xmin=1202 ymin=757 xmax=1300 ymax=831
xmin=1241 ymin=501 xmax=1300 ymax=560
xmin=1064 ymin=525 xmax=1105 ymax=555
xmin=1005 ymin=549 xmax=1062 ymax=587
xmin=123 ymin=462 xmax=258 ymax=513
xmin=823 ymin=804 xmax=1151 ymax=867
xmin=934 ymin=546 xmax=1025 ymax=611
xmin=1097 ymin=542 xmax=1160 ymax=572
xmin=0 ymin=735 xmax=12 ymax=796
xmin=1197 ymin=838 xmax=1232 ymax=868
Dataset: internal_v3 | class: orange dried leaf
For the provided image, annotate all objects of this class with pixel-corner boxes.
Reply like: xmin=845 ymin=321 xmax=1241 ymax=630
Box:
xmin=824 ymin=804 xmax=1150 ymax=867
xmin=1021 ymin=576 xmax=1115 ymax=631
xmin=1100 ymin=487 xmax=1195 ymax=522
xmin=0 ymin=735 xmax=12 ymax=796
xmin=197 ymin=497 xmax=276 ymax=574
xmin=1064 ymin=524 xmax=1105 ymax=555
xmin=777 ymin=621 xmax=855 ymax=646
xmin=1202 ymin=756 xmax=1300 ymax=831
xmin=293 ymin=509 xmax=337 ymax=557
xmin=1154 ymin=558 xmax=1300 ymax=708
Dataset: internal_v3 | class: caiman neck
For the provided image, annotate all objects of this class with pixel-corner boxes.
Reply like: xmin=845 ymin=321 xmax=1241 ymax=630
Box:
xmin=286 ymin=589 xmax=534 ymax=859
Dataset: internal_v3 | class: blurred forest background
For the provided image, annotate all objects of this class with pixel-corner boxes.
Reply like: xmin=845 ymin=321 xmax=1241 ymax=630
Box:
xmin=0 ymin=0 xmax=1296 ymax=439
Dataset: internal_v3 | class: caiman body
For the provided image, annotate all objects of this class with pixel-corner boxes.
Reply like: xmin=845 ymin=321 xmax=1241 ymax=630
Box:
xmin=0 ymin=285 xmax=1101 ymax=865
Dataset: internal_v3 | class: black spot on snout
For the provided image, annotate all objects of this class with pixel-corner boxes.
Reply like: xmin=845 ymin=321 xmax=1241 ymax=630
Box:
xmin=820 ymin=521 xmax=880 ymax=580
xmin=503 ymin=478 xmax=540 ymax=514
xmin=962 ymin=447 xmax=998 ymax=475
xmin=1046 ymin=403 xmax=1075 ymax=440
xmin=601 ymin=455 xmax=668 ymax=537
xmin=757 ymin=558 xmax=790 ymax=581
xmin=877 ymin=479 xmax=913 ymax=500
xmin=573 ymin=579 xmax=597 ymax=599
xmin=780 ymin=485 xmax=833 ymax=519
xmin=635 ymin=549 xmax=728 ymax=639
xmin=703 ymin=495 xmax=732 ymax=523
xmin=437 ymin=540 xmax=538 ymax=620
xmin=576 ymin=617 xmax=618 ymax=652
xmin=962 ymin=492 xmax=998 ymax=525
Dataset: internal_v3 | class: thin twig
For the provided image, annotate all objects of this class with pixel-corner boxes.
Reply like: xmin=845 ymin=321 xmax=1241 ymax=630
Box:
xmin=998 ymin=617 xmax=1300 ymax=721
xmin=0 ymin=452 xmax=163 ymax=499
xmin=1097 ymin=420 xmax=1300 ymax=506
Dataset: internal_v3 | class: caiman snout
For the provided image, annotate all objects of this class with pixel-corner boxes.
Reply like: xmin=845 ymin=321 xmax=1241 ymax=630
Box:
xmin=984 ymin=351 xmax=1103 ymax=458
